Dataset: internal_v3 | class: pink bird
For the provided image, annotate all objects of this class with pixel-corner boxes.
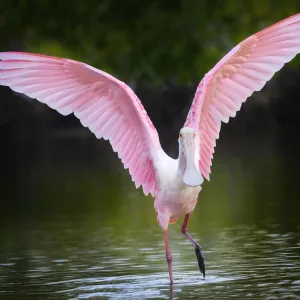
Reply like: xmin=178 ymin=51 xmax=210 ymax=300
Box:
xmin=1 ymin=13 xmax=300 ymax=285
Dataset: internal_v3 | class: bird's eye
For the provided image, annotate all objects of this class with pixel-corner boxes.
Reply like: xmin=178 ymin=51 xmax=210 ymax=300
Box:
xmin=180 ymin=134 xmax=182 ymax=137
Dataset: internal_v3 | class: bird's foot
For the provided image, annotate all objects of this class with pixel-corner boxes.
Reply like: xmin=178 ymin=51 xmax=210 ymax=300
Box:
xmin=195 ymin=244 xmax=205 ymax=278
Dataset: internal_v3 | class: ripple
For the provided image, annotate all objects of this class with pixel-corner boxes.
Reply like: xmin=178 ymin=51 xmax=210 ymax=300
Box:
xmin=52 ymin=272 xmax=238 ymax=300
xmin=0 ymin=224 xmax=300 ymax=299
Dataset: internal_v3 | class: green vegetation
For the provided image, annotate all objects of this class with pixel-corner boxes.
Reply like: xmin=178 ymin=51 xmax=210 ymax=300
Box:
xmin=1 ymin=0 xmax=300 ymax=85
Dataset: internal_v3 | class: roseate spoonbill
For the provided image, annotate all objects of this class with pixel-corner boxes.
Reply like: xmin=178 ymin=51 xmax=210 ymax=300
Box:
xmin=1 ymin=13 xmax=300 ymax=285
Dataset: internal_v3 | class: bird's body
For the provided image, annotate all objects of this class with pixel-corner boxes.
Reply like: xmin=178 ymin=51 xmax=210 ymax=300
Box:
xmin=155 ymin=162 xmax=199 ymax=225
xmin=153 ymin=130 xmax=203 ymax=229
xmin=1 ymin=13 xmax=300 ymax=285
xmin=155 ymin=181 xmax=201 ymax=227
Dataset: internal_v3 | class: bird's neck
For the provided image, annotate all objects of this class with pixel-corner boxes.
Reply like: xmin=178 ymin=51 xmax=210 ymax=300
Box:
xmin=177 ymin=142 xmax=204 ymax=187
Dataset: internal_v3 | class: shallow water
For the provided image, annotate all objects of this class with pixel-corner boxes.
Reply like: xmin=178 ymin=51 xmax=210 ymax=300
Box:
xmin=0 ymin=136 xmax=300 ymax=299
xmin=1 ymin=216 xmax=299 ymax=299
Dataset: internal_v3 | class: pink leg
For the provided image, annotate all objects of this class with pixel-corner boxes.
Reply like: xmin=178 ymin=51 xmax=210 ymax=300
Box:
xmin=164 ymin=230 xmax=173 ymax=285
xmin=182 ymin=214 xmax=205 ymax=278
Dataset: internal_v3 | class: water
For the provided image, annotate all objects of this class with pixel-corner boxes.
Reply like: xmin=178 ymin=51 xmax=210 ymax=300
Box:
xmin=1 ymin=221 xmax=299 ymax=299
xmin=0 ymin=134 xmax=300 ymax=299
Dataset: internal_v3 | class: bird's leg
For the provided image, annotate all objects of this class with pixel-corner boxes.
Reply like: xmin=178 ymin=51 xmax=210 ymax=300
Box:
xmin=164 ymin=230 xmax=173 ymax=285
xmin=181 ymin=213 xmax=205 ymax=278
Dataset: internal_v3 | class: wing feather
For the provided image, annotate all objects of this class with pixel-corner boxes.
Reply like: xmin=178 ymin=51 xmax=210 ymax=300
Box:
xmin=0 ymin=52 xmax=163 ymax=196
xmin=184 ymin=13 xmax=300 ymax=180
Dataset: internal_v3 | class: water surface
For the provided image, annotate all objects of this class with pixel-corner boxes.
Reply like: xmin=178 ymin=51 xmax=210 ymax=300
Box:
xmin=0 ymin=135 xmax=300 ymax=299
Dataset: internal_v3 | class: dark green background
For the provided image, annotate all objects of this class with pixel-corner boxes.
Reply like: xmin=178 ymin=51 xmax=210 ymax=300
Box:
xmin=0 ymin=1 xmax=300 ymax=299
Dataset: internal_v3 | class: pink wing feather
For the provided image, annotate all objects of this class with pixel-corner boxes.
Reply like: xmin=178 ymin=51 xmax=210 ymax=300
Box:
xmin=185 ymin=13 xmax=300 ymax=180
xmin=0 ymin=52 xmax=162 ymax=196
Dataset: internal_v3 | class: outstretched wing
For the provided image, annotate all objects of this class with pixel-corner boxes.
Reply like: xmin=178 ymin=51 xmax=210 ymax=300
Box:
xmin=184 ymin=13 xmax=300 ymax=180
xmin=0 ymin=52 xmax=162 ymax=196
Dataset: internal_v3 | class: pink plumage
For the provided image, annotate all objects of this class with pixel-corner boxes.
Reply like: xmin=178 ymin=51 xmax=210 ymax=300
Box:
xmin=0 ymin=52 xmax=161 ymax=197
xmin=1 ymin=13 xmax=300 ymax=285
xmin=185 ymin=13 xmax=300 ymax=180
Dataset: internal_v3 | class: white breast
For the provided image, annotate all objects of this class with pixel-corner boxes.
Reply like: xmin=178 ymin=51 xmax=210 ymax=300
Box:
xmin=154 ymin=155 xmax=202 ymax=230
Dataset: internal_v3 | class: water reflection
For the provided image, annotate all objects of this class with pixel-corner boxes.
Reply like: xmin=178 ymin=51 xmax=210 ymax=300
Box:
xmin=0 ymin=215 xmax=299 ymax=299
xmin=0 ymin=135 xmax=300 ymax=299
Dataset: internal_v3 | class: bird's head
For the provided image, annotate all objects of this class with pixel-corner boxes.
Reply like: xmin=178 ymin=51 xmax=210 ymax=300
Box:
xmin=179 ymin=127 xmax=203 ymax=187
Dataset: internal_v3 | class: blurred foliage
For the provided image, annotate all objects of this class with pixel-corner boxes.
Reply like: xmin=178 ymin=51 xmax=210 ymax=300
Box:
xmin=0 ymin=0 xmax=300 ymax=85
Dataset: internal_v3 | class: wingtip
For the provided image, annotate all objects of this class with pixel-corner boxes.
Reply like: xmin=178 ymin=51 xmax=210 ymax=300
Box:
xmin=0 ymin=51 xmax=64 ymax=63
